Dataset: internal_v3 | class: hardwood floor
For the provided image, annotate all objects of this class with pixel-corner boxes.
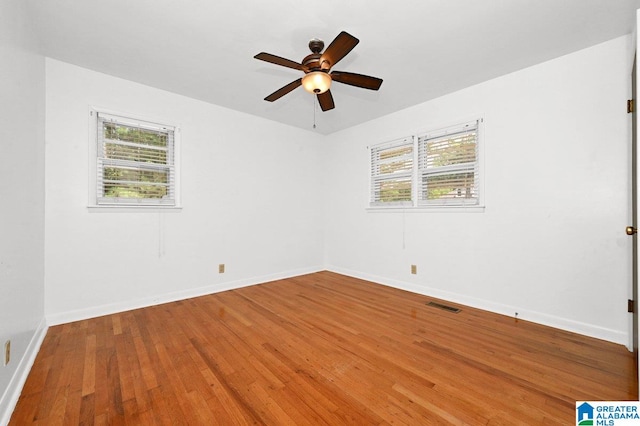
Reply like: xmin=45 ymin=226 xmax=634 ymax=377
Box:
xmin=10 ymin=271 xmax=637 ymax=425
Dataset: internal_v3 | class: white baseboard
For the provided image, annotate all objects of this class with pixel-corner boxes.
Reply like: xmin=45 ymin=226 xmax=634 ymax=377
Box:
xmin=46 ymin=266 xmax=324 ymax=326
xmin=0 ymin=318 xmax=48 ymax=426
xmin=327 ymin=266 xmax=628 ymax=347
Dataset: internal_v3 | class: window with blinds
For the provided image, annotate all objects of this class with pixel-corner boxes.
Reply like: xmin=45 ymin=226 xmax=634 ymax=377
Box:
xmin=369 ymin=119 xmax=482 ymax=209
xmin=370 ymin=137 xmax=414 ymax=206
xmin=95 ymin=112 xmax=177 ymax=206
xmin=418 ymin=121 xmax=479 ymax=206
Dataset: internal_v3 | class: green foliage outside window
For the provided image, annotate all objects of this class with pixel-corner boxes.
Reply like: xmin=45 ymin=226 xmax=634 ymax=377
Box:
xmin=423 ymin=172 xmax=475 ymax=200
xmin=378 ymin=180 xmax=411 ymax=202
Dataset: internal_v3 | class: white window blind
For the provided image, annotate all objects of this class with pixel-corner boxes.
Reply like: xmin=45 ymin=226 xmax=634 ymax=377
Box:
xmin=417 ymin=121 xmax=479 ymax=206
xmin=96 ymin=112 xmax=176 ymax=206
xmin=370 ymin=137 xmax=414 ymax=206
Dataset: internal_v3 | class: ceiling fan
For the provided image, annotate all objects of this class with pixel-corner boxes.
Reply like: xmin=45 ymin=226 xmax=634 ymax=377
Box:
xmin=254 ymin=31 xmax=383 ymax=112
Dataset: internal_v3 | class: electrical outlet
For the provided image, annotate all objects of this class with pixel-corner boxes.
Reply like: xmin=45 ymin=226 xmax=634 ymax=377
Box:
xmin=218 ymin=264 xmax=225 ymax=274
xmin=411 ymin=265 xmax=417 ymax=274
xmin=4 ymin=340 xmax=10 ymax=366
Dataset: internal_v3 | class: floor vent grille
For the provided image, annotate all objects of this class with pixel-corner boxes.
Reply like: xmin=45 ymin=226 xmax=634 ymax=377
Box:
xmin=426 ymin=301 xmax=461 ymax=313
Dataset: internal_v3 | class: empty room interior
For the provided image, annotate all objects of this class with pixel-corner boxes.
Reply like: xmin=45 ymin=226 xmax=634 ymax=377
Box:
xmin=4 ymin=0 xmax=640 ymax=424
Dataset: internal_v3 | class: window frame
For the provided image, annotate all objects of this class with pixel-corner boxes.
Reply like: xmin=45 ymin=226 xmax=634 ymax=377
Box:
xmin=88 ymin=108 xmax=181 ymax=210
xmin=368 ymin=118 xmax=484 ymax=212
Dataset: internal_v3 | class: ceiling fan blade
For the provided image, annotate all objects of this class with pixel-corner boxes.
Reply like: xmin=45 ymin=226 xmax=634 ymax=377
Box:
xmin=254 ymin=52 xmax=307 ymax=72
xmin=317 ymin=90 xmax=335 ymax=111
xmin=264 ymin=79 xmax=302 ymax=102
xmin=331 ymin=71 xmax=383 ymax=90
xmin=319 ymin=31 xmax=359 ymax=69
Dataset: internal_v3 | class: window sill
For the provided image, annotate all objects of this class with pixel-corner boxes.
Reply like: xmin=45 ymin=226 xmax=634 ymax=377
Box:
xmin=88 ymin=205 xmax=182 ymax=213
xmin=366 ymin=205 xmax=485 ymax=213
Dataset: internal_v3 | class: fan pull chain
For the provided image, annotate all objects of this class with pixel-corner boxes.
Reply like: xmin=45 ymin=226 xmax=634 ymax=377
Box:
xmin=313 ymin=97 xmax=317 ymax=129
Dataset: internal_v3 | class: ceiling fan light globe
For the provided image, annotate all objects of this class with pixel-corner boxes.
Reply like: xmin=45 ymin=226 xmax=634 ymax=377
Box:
xmin=302 ymin=71 xmax=331 ymax=94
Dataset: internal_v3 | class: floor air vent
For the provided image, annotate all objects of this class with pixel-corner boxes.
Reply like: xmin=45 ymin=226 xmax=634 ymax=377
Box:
xmin=426 ymin=301 xmax=461 ymax=313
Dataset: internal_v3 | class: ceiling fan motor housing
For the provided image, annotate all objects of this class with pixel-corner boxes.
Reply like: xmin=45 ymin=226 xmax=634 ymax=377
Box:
xmin=303 ymin=53 xmax=328 ymax=72
xmin=305 ymin=39 xmax=332 ymax=71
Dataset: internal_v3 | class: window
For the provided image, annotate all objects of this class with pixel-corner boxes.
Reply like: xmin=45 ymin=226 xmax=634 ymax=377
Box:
xmin=91 ymin=111 xmax=179 ymax=207
xmin=418 ymin=121 xmax=479 ymax=206
xmin=369 ymin=119 xmax=481 ymax=209
xmin=370 ymin=137 xmax=414 ymax=206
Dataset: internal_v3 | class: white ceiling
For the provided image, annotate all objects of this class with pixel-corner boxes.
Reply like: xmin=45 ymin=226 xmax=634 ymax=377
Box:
xmin=26 ymin=0 xmax=640 ymax=135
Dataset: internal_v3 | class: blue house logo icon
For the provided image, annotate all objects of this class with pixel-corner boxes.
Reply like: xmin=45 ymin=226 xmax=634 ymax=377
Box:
xmin=577 ymin=402 xmax=594 ymax=425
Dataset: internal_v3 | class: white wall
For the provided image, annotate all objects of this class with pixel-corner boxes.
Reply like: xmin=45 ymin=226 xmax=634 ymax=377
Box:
xmin=44 ymin=59 xmax=325 ymax=323
xmin=0 ymin=0 xmax=46 ymax=422
xmin=45 ymin=36 xmax=634 ymax=344
xmin=324 ymin=35 xmax=632 ymax=345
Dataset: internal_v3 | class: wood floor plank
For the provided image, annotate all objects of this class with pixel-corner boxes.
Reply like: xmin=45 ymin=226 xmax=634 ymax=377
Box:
xmin=78 ymin=393 xmax=95 ymax=426
xmin=10 ymin=271 xmax=638 ymax=425
xmin=81 ymin=334 xmax=96 ymax=398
